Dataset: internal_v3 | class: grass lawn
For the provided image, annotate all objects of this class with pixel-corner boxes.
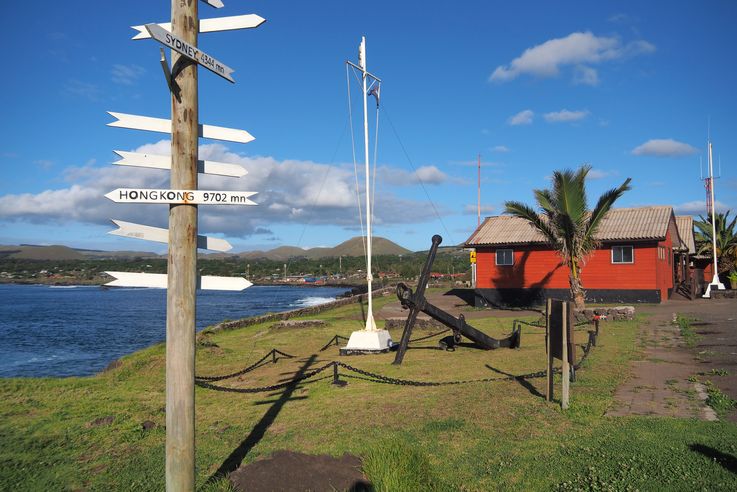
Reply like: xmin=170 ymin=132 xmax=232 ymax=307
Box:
xmin=1 ymin=290 xmax=736 ymax=491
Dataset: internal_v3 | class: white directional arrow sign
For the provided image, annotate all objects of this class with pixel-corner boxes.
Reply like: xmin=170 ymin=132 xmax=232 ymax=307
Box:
xmin=105 ymin=271 xmax=252 ymax=291
xmin=105 ymin=188 xmax=257 ymax=205
xmin=109 ymin=219 xmax=232 ymax=252
xmin=107 ymin=112 xmax=254 ymax=144
xmin=201 ymin=0 xmax=224 ymax=8
xmin=145 ymin=23 xmax=235 ymax=83
xmin=113 ymin=151 xmax=246 ymax=178
xmin=132 ymin=14 xmax=266 ymax=40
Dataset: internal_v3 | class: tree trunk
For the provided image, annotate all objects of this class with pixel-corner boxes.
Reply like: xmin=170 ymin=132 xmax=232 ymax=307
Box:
xmin=569 ymin=261 xmax=585 ymax=310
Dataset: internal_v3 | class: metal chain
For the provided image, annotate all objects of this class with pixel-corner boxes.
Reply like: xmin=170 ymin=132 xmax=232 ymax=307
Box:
xmin=196 ymin=331 xmax=598 ymax=392
xmin=195 ymin=362 xmax=335 ymax=393
xmin=409 ymin=328 xmax=451 ymax=343
xmin=195 ymin=348 xmax=295 ymax=382
xmin=319 ymin=335 xmax=350 ymax=352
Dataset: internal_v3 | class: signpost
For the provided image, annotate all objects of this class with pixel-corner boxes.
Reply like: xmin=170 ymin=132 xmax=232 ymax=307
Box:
xmin=546 ymin=299 xmax=574 ymax=409
xmin=107 ymin=112 xmax=255 ymax=143
xmin=105 ymin=271 xmax=252 ymax=291
xmin=113 ymin=150 xmax=246 ymax=177
xmin=105 ymin=1 xmax=264 ymax=488
xmin=109 ymin=219 xmax=232 ymax=252
xmin=145 ymin=23 xmax=235 ymax=83
xmin=105 ymin=188 xmax=257 ymax=205
xmin=132 ymin=14 xmax=265 ymax=39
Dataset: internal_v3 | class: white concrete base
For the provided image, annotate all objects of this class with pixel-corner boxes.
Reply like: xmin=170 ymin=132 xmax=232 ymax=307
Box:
xmin=342 ymin=328 xmax=394 ymax=353
xmin=703 ymin=273 xmax=726 ymax=298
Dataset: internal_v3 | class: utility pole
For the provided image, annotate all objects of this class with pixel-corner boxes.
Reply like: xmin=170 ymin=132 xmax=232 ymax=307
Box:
xmin=166 ymin=0 xmax=198 ymax=489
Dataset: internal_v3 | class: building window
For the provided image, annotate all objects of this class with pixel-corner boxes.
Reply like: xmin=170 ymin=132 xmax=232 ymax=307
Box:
xmin=496 ymin=249 xmax=514 ymax=266
xmin=612 ymin=245 xmax=634 ymax=264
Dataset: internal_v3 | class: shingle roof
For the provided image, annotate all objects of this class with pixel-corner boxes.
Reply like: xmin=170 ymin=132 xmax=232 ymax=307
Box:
xmin=465 ymin=206 xmax=674 ymax=246
xmin=675 ymin=216 xmax=696 ymax=254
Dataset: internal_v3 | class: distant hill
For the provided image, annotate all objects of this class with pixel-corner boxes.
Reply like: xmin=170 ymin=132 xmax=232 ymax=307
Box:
xmin=0 ymin=236 xmax=411 ymax=262
xmin=0 ymin=245 xmax=161 ymax=261
xmin=236 ymin=236 xmax=411 ymax=260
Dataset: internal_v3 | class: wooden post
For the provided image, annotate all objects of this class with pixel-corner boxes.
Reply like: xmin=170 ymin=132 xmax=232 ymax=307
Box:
xmin=166 ymin=0 xmax=198 ymax=490
xmin=561 ymin=301 xmax=570 ymax=410
xmin=545 ymin=298 xmax=553 ymax=402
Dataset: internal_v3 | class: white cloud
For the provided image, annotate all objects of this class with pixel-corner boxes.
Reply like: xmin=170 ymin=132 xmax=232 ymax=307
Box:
xmin=463 ymin=204 xmax=496 ymax=215
xmin=0 ymin=141 xmax=445 ymax=237
xmin=587 ymin=168 xmax=617 ymax=179
xmin=508 ymin=109 xmax=534 ymax=126
xmin=492 ymin=145 xmax=510 ymax=153
xmin=674 ymin=200 xmax=729 ymax=215
xmin=632 ymin=139 xmax=697 ymax=157
xmin=490 ymin=31 xmax=655 ymax=84
xmin=111 ymin=64 xmax=146 ymax=85
xmin=543 ymin=109 xmax=590 ymax=123
xmin=573 ymin=65 xmax=599 ymax=86
xmin=379 ymin=165 xmax=462 ymax=186
xmin=62 ymin=79 xmax=102 ymax=101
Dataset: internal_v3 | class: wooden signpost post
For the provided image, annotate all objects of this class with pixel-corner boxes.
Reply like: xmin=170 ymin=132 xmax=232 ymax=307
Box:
xmin=105 ymin=1 xmax=265 ymax=489
xmin=546 ymin=299 xmax=576 ymax=409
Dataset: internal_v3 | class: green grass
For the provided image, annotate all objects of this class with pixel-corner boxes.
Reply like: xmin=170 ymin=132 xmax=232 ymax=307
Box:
xmin=676 ymin=314 xmax=700 ymax=348
xmin=1 ymin=293 xmax=736 ymax=490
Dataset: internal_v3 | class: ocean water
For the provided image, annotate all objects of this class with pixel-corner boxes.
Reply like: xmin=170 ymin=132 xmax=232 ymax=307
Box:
xmin=0 ymin=283 xmax=349 ymax=378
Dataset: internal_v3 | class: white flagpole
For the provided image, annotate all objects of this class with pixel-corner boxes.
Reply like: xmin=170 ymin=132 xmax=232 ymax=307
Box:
xmin=360 ymin=37 xmax=377 ymax=331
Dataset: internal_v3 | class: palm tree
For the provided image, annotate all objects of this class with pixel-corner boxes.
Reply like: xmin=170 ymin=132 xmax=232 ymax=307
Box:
xmin=694 ymin=211 xmax=737 ymax=275
xmin=504 ymin=165 xmax=631 ymax=309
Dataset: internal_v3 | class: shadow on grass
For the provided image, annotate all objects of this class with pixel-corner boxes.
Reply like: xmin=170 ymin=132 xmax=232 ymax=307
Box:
xmin=485 ymin=364 xmax=544 ymax=398
xmin=205 ymin=354 xmax=318 ymax=485
xmin=690 ymin=444 xmax=737 ymax=475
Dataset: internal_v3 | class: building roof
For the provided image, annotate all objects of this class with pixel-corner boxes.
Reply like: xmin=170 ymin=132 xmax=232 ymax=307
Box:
xmin=465 ymin=206 xmax=675 ymax=247
xmin=675 ymin=216 xmax=696 ymax=254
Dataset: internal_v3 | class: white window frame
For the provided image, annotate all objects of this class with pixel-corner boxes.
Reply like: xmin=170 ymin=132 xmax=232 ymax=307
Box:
xmin=611 ymin=245 xmax=634 ymax=264
xmin=495 ymin=248 xmax=514 ymax=266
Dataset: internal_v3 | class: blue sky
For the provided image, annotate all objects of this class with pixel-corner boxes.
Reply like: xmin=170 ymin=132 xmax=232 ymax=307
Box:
xmin=1 ymin=0 xmax=735 ymax=253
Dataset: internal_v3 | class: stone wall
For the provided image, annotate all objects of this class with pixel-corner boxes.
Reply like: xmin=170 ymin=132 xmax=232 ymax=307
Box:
xmin=205 ymin=286 xmax=395 ymax=334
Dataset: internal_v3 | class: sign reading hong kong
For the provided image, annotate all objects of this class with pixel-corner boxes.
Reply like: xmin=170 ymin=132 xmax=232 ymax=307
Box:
xmin=145 ymin=23 xmax=235 ymax=83
xmin=105 ymin=188 xmax=257 ymax=205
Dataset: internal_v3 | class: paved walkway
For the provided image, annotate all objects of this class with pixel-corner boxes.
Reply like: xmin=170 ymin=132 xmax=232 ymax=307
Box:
xmin=607 ymin=297 xmax=736 ymax=421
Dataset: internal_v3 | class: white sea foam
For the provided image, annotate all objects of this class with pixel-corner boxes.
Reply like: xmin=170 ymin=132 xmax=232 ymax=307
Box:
xmin=292 ymin=296 xmax=335 ymax=308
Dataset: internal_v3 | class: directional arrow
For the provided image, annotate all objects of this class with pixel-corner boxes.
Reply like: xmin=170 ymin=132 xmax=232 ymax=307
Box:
xmin=201 ymin=0 xmax=224 ymax=8
xmin=105 ymin=271 xmax=252 ymax=291
xmin=105 ymin=188 xmax=257 ymax=205
xmin=107 ymin=112 xmax=254 ymax=144
xmin=145 ymin=23 xmax=235 ymax=83
xmin=132 ymin=14 xmax=266 ymax=40
xmin=113 ymin=151 xmax=247 ymax=178
xmin=109 ymin=219 xmax=233 ymax=252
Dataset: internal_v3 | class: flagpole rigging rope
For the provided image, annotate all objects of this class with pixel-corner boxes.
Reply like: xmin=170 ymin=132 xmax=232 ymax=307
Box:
xmin=346 ymin=63 xmax=367 ymax=260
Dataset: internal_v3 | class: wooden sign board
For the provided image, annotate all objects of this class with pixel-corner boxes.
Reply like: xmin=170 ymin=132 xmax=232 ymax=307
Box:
xmin=548 ymin=299 xmax=576 ymax=364
xmin=145 ymin=23 xmax=235 ymax=83
xmin=105 ymin=271 xmax=252 ymax=291
xmin=105 ymin=188 xmax=257 ymax=205
xmin=113 ymin=150 xmax=247 ymax=178
xmin=109 ymin=219 xmax=232 ymax=252
xmin=107 ymin=112 xmax=255 ymax=144
xmin=132 ymin=14 xmax=266 ymax=40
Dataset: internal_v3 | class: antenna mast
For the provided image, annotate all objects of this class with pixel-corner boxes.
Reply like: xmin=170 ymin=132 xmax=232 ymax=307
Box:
xmin=477 ymin=154 xmax=481 ymax=227
xmin=703 ymin=137 xmax=725 ymax=297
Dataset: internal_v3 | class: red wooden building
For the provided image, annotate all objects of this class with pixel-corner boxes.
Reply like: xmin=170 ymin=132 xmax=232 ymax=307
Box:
xmin=465 ymin=206 xmax=695 ymax=306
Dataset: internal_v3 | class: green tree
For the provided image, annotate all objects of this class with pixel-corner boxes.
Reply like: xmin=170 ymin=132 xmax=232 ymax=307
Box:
xmin=504 ymin=165 xmax=632 ymax=309
xmin=694 ymin=211 xmax=737 ymax=275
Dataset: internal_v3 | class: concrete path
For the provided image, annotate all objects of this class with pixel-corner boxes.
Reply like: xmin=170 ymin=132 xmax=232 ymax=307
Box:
xmin=607 ymin=298 xmax=736 ymax=421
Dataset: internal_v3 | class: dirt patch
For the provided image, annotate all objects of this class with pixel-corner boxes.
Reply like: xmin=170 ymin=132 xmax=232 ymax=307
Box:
xmin=229 ymin=450 xmax=370 ymax=492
